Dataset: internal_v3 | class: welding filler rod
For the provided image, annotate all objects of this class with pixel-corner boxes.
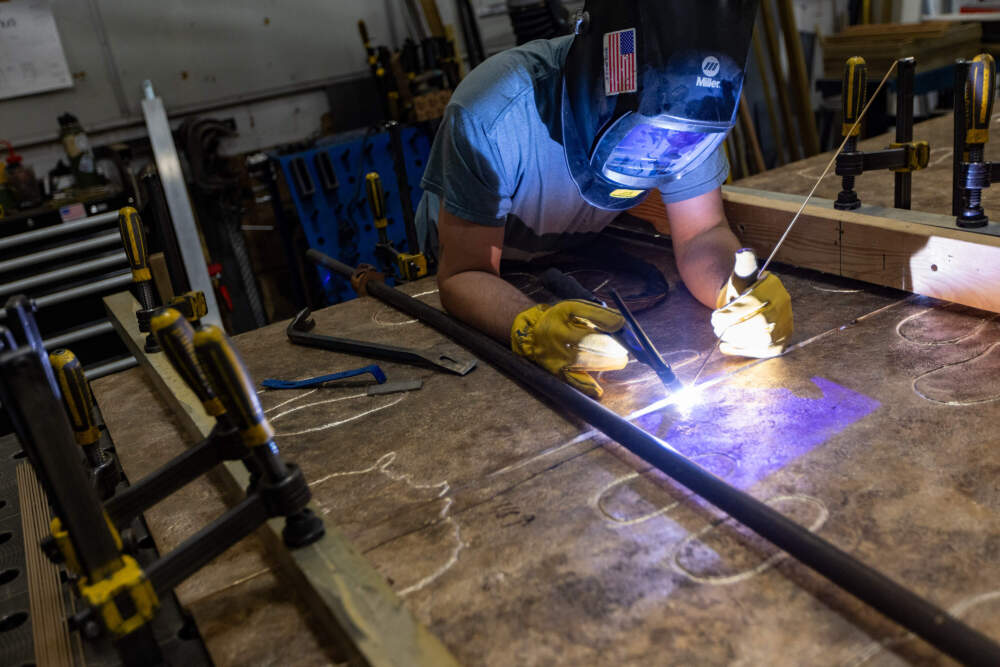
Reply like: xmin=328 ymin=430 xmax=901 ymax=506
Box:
xmin=309 ymin=250 xmax=1000 ymax=665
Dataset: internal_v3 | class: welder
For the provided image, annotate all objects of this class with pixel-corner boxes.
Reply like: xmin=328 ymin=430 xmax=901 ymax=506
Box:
xmin=415 ymin=0 xmax=793 ymax=399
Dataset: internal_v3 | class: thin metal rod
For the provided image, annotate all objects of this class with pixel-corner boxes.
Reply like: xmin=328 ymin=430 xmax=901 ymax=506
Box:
xmin=311 ymin=251 xmax=1000 ymax=665
xmin=0 ymin=231 xmax=121 ymax=274
xmin=759 ymin=61 xmax=899 ymax=277
xmin=0 ymin=211 xmax=117 ymax=252
xmin=0 ymin=252 xmax=127 ymax=296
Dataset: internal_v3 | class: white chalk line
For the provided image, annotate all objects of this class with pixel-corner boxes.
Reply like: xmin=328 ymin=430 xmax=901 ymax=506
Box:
xmin=669 ymin=495 xmax=829 ymax=586
xmin=895 ymin=306 xmax=997 ymax=347
xmin=268 ymin=392 xmax=369 ymax=422
xmin=275 ymin=396 xmax=405 ymax=437
xmin=309 ymin=451 xmax=463 ymax=596
xmin=372 ymin=288 xmax=440 ymax=325
xmin=592 ymin=453 xmax=739 ymax=526
xmin=843 ymin=590 xmax=1000 ymax=666
xmin=912 ymin=341 xmax=1000 ymax=406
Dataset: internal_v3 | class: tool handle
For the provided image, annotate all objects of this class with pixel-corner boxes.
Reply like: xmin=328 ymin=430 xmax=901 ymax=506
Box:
xmin=117 ymin=206 xmax=152 ymax=283
xmin=151 ymin=308 xmax=226 ymax=417
xmin=965 ymin=53 xmax=997 ymax=145
xmin=169 ymin=291 xmax=208 ymax=323
xmin=48 ymin=349 xmax=100 ymax=448
xmin=358 ymin=19 xmax=371 ymax=48
xmin=193 ymin=325 xmax=274 ymax=447
xmin=365 ymin=172 xmax=387 ymax=227
xmin=539 ymin=268 xmax=603 ymax=304
xmin=841 ymin=57 xmax=867 ymax=138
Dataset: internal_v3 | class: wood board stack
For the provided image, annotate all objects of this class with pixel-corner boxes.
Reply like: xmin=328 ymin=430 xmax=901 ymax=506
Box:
xmin=821 ymin=21 xmax=982 ymax=77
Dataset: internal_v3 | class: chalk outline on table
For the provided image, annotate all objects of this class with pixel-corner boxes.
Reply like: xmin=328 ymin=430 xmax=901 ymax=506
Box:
xmin=669 ymin=494 xmax=829 ymax=586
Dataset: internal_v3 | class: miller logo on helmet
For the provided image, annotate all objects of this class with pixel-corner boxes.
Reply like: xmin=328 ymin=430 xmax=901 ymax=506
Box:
xmin=702 ymin=56 xmax=721 ymax=77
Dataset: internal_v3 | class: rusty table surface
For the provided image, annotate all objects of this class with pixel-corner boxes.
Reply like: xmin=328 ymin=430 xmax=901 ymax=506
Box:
xmin=737 ymin=111 xmax=1000 ymax=216
xmin=91 ymin=238 xmax=1000 ymax=666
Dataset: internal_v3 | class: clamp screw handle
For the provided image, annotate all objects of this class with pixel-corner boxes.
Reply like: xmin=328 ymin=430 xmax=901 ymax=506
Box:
xmin=365 ymin=171 xmax=387 ymax=229
xmin=193 ymin=325 xmax=274 ymax=448
xmin=151 ymin=309 xmax=226 ymax=417
xmin=842 ymin=56 xmax=867 ymax=138
xmin=49 ymin=348 xmax=100 ymax=448
xmin=116 ymin=207 xmax=152 ymax=284
xmin=965 ymin=52 xmax=996 ymax=145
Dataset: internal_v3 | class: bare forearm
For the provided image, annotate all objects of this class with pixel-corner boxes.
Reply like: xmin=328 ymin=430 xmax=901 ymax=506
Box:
xmin=673 ymin=222 xmax=741 ymax=308
xmin=438 ymin=270 xmax=536 ymax=343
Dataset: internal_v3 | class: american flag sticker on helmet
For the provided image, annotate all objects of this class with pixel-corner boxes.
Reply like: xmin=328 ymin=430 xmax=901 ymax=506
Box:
xmin=604 ymin=28 xmax=637 ymax=96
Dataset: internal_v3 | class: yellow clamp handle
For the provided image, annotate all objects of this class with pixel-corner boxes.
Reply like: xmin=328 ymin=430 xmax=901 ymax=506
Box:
xmin=965 ymin=53 xmax=997 ymax=145
xmin=842 ymin=56 xmax=867 ymax=138
xmin=49 ymin=348 xmax=100 ymax=447
xmin=150 ymin=309 xmax=225 ymax=417
xmin=168 ymin=290 xmax=208 ymax=323
xmin=116 ymin=206 xmax=152 ymax=283
xmin=79 ymin=554 xmax=158 ymax=638
xmin=365 ymin=172 xmax=388 ymax=229
xmin=193 ymin=325 xmax=274 ymax=447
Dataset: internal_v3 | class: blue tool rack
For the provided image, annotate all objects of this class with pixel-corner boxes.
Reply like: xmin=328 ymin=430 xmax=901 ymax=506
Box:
xmin=274 ymin=125 xmax=433 ymax=303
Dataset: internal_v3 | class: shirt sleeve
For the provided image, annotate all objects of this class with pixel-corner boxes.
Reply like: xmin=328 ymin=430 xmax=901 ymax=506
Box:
xmin=658 ymin=144 xmax=729 ymax=205
xmin=419 ymin=103 xmax=514 ymax=227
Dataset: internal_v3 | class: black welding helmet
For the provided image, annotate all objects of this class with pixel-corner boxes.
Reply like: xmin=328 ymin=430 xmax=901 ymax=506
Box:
xmin=562 ymin=0 xmax=759 ymax=209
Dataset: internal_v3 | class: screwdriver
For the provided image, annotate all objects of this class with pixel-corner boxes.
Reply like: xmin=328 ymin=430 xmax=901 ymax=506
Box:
xmin=117 ymin=206 xmax=160 ymax=353
xmin=958 ymin=53 xmax=996 ymax=227
xmin=49 ymin=348 xmax=119 ymax=499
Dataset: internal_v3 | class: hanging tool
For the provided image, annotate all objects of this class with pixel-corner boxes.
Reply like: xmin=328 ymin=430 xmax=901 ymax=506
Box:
xmin=366 ymin=170 xmax=428 ymax=280
xmin=358 ymin=20 xmax=393 ymax=120
xmin=954 ymin=53 xmax=999 ymax=228
xmin=117 ymin=206 xmax=161 ymax=353
xmin=834 ymin=57 xmax=929 ymax=211
xmin=691 ymin=61 xmax=902 ymax=389
xmin=287 ymin=306 xmax=477 ymax=376
xmin=387 ymin=121 xmax=429 ymax=278
xmin=538 ymin=268 xmax=680 ymax=393
xmin=455 ymin=0 xmax=487 ymax=69
xmin=49 ymin=348 xmax=119 ymax=499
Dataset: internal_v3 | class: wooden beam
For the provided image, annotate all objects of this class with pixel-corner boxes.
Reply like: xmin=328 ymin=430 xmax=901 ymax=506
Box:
xmin=628 ymin=186 xmax=1000 ymax=314
xmin=103 ymin=292 xmax=459 ymax=667
xmin=775 ymin=0 xmax=821 ymax=156
xmin=759 ymin=0 xmax=801 ymax=162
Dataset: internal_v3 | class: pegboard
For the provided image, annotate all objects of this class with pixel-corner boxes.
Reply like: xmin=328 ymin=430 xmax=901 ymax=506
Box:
xmin=275 ymin=125 xmax=433 ymax=304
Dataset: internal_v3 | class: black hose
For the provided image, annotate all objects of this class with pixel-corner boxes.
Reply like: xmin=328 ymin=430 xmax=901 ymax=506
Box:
xmin=308 ymin=249 xmax=1000 ymax=666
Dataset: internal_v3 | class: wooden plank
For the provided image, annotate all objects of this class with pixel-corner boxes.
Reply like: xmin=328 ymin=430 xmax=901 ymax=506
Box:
xmin=627 ymin=185 xmax=1000 ymax=313
xmin=102 ymin=291 xmax=459 ymax=667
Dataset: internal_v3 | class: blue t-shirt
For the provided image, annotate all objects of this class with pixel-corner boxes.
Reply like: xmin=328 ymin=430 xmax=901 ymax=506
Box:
xmin=416 ymin=35 xmax=728 ymax=261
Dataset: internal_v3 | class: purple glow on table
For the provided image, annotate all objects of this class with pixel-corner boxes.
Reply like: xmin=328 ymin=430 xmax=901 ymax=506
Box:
xmin=635 ymin=377 xmax=881 ymax=489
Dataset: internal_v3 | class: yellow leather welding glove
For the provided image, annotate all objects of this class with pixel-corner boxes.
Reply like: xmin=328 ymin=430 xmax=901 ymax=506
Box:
xmin=511 ymin=300 xmax=628 ymax=399
xmin=711 ymin=272 xmax=793 ymax=358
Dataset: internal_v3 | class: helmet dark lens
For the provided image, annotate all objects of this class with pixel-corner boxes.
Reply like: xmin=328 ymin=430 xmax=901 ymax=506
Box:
xmin=604 ymin=124 xmax=717 ymax=179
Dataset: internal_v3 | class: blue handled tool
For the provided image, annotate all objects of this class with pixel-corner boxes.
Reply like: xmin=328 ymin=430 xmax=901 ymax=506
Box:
xmin=261 ymin=364 xmax=386 ymax=390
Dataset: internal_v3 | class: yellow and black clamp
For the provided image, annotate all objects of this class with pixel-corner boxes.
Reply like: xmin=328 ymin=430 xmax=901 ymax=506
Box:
xmin=835 ymin=56 xmax=928 ymax=211
xmin=192 ymin=325 xmax=324 ymax=547
xmin=168 ymin=290 xmax=208 ymax=327
xmin=117 ymin=206 xmax=161 ymax=353
xmin=49 ymin=348 xmax=119 ymax=499
xmin=955 ymin=53 xmax=998 ymax=228
xmin=365 ymin=170 xmax=429 ymax=282
xmin=150 ymin=308 xmax=225 ymax=419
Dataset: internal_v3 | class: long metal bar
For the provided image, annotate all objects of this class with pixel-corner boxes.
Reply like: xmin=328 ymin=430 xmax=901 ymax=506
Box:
xmin=0 ymin=231 xmax=121 ymax=274
xmin=312 ymin=251 xmax=1000 ymax=666
xmin=44 ymin=320 xmax=114 ymax=350
xmin=0 ymin=211 xmax=117 ymax=252
xmin=84 ymin=356 xmax=138 ymax=380
xmin=34 ymin=272 xmax=132 ymax=310
xmin=141 ymin=82 xmax=221 ymax=327
xmin=0 ymin=252 xmax=127 ymax=296
xmin=894 ymin=58 xmax=916 ymax=210
xmin=954 ymin=60 xmax=971 ymax=218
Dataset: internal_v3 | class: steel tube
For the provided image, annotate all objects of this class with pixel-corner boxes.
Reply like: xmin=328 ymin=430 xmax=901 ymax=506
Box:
xmin=0 ymin=252 xmax=127 ymax=296
xmin=44 ymin=320 xmax=114 ymax=350
xmin=0 ymin=211 xmax=117 ymax=252
xmin=33 ymin=272 xmax=132 ymax=310
xmin=954 ymin=60 xmax=970 ymax=218
xmin=310 ymin=250 xmax=1000 ymax=666
xmin=0 ymin=231 xmax=122 ymax=274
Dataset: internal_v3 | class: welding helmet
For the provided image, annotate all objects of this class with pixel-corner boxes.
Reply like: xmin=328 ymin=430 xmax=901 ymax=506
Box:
xmin=562 ymin=0 xmax=759 ymax=209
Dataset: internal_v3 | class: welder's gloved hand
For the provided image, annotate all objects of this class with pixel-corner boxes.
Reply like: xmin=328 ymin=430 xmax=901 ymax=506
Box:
xmin=711 ymin=272 xmax=794 ymax=358
xmin=511 ymin=300 xmax=628 ymax=399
